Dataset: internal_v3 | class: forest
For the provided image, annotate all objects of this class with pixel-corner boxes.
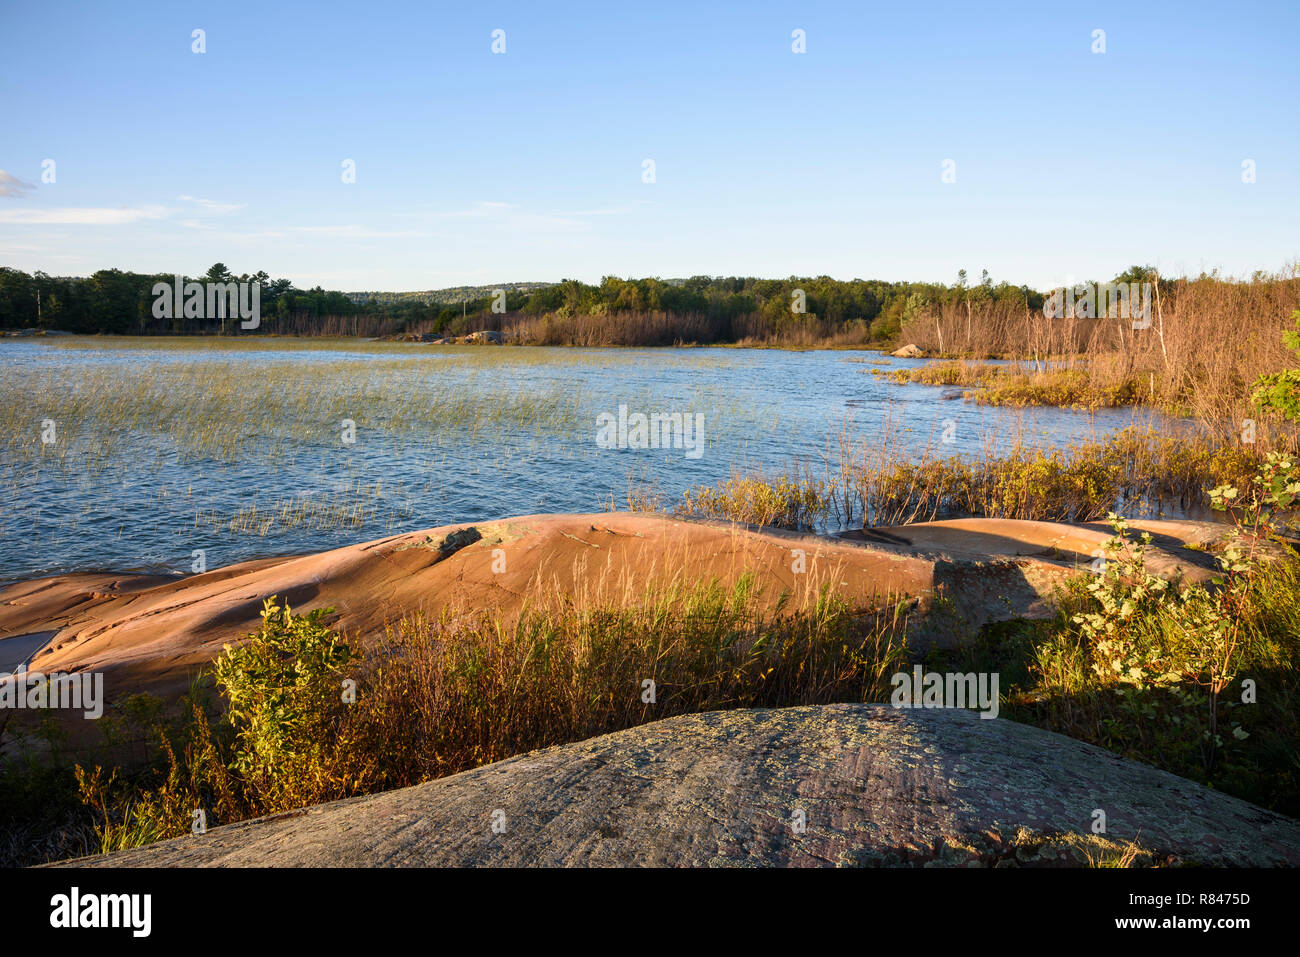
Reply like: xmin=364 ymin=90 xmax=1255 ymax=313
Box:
xmin=0 ymin=262 xmax=1056 ymax=344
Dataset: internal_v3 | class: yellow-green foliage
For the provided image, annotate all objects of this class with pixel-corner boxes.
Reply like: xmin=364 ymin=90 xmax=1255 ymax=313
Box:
xmin=1251 ymin=310 xmax=1300 ymax=422
xmin=678 ymin=475 xmax=828 ymax=528
xmin=213 ymin=600 xmax=355 ymax=790
xmin=884 ymin=360 xmax=984 ymax=387
xmin=677 ymin=427 xmax=1265 ymax=529
xmin=77 ymin=599 xmax=356 ymax=852
xmin=980 ymin=370 xmax=1145 ymax=409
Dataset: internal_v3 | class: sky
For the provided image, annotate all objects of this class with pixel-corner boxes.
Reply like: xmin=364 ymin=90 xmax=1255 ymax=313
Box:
xmin=1 ymin=0 xmax=1297 ymax=291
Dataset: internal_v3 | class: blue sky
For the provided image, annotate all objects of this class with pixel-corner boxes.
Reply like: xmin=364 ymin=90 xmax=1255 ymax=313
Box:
xmin=1 ymin=0 xmax=1296 ymax=290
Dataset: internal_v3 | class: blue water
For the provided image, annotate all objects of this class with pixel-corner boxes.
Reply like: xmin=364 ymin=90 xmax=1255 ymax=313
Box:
xmin=0 ymin=339 xmax=1168 ymax=582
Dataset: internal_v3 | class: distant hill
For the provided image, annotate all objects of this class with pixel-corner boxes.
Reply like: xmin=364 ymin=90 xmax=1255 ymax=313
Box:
xmin=344 ymin=278 xmax=691 ymax=306
xmin=344 ymin=282 xmax=557 ymax=306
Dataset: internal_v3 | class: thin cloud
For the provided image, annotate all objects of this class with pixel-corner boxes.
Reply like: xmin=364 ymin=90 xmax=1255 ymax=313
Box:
xmin=428 ymin=202 xmax=587 ymax=232
xmin=288 ymin=224 xmax=429 ymax=239
xmin=556 ymin=203 xmax=651 ymax=216
xmin=0 ymin=170 xmax=36 ymax=198
xmin=0 ymin=205 xmax=171 ymax=225
xmin=177 ymin=195 xmax=245 ymax=213
xmin=431 ymin=201 xmax=516 ymax=219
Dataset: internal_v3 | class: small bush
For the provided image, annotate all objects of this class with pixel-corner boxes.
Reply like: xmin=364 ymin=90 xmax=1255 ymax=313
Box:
xmin=77 ymin=598 xmax=356 ymax=851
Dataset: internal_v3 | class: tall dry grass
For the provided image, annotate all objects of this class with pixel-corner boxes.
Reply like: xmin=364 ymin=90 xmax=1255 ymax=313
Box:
xmin=71 ymin=570 xmax=910 ymax=852
xmin=503 ymin=310 xmax=727 ymax=346
xmin=899 ymin=271 xmax=1300 ymax=439
xmin=499 ymin=309 xmax=877 ymax=348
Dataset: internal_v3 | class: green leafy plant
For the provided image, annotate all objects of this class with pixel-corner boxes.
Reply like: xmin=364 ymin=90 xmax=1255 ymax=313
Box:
xmin=1071 ymin=513 xmax=1182 ymax=690
xmin=1065 ymin=452 xmax=1300 ymax=774
xmin=76 ymin=597 xmax=357 ymax=850
xmin=1251 ymin=309 xmax=1300 ymax=422
xmin=214 ymin=597 xmax=354 ymax=783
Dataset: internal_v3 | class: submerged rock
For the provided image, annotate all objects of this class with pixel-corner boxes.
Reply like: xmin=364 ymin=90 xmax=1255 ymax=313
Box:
xmin=56 ymin=704 xmax=1300 ymax=867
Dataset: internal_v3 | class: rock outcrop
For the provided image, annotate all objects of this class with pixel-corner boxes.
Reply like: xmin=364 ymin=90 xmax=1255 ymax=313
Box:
xmin=0 ymin=512 xmax=1233 ymax=754
xmin=55 ymin=704 xmax=1300 ymax=867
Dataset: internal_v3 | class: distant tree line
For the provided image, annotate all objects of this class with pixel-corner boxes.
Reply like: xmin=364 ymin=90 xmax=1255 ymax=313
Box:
xmin=504 ymin=272 xmax=1046 ymax=344
xmin=0 ymin=263 xmax=350 ymax=335
xmin=3 ymin=263 xmax=1194 ymax=346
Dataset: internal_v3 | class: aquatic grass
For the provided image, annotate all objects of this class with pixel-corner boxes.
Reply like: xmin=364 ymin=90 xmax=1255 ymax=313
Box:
xmin=0 ymin=357 xmax=592 ymax=468
xmin=39 ymin=335 xmax=758 ymax=372
xmin=678 ymin=470 xmax=829 ymax=529
xmin=670 ymin=424 xmax=1270 ymax=529
xmin=193 ymin=480 xmax=400 ymax=536
xmin=0 ymin=349 xmax=775 ymax=472
xmin=0 ymin=340 xmax=784 ymax=577
xmin=878 ymin=360 xmax=1148 ymax=409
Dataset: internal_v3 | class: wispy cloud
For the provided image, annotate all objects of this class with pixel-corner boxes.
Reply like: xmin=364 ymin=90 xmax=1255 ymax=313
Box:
xmin=556 ymin=202 xmax=652 ymax=217
xmin=0 ymin=205 xmax=171 ymax=225
xmin=429 ymin=201 xmax=517 ymax=219
xmin=288 ymin=224 xmax=429 ymax=239
xmin=425 ymin=201 xmax=590 ymax=232
xmin=0 ymin=242 xmax=55 ymax=254
xmin=177 ymin=195 xmax=245 ymax=213
xmin=0 ymin=170 xmax=36 ymax=198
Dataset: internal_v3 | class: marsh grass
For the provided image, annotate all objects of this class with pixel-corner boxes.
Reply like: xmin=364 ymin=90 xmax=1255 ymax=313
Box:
xmin=40 ymin=335 xmax=754 ymax=369
xmin=1 ymin=346 xmax=768 ymax=474
xmin=193 ymin=480 xmax=402 ymax=536
xmin=672 ymin=424 xmax=1267 ymax=529
xmin=0 ymin=339 xmax=782 ymax=578
xmin=879 ymin=360 xmax=1146 ymax=409
xmin=0 ymin=358 xmax=590 ymax=469
xmin=679 ymin=469 xmax=829 ymax=529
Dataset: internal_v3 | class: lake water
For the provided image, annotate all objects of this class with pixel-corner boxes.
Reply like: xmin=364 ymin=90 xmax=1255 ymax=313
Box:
xmin=0 ymin=338 xmax=1168 ymax=582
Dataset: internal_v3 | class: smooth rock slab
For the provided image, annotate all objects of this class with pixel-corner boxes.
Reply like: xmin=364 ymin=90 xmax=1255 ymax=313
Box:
xmin=57 ymin=704 xmax=1300 ymax=868
xmin=2 ymin=511 xmax=1229 ymax=761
